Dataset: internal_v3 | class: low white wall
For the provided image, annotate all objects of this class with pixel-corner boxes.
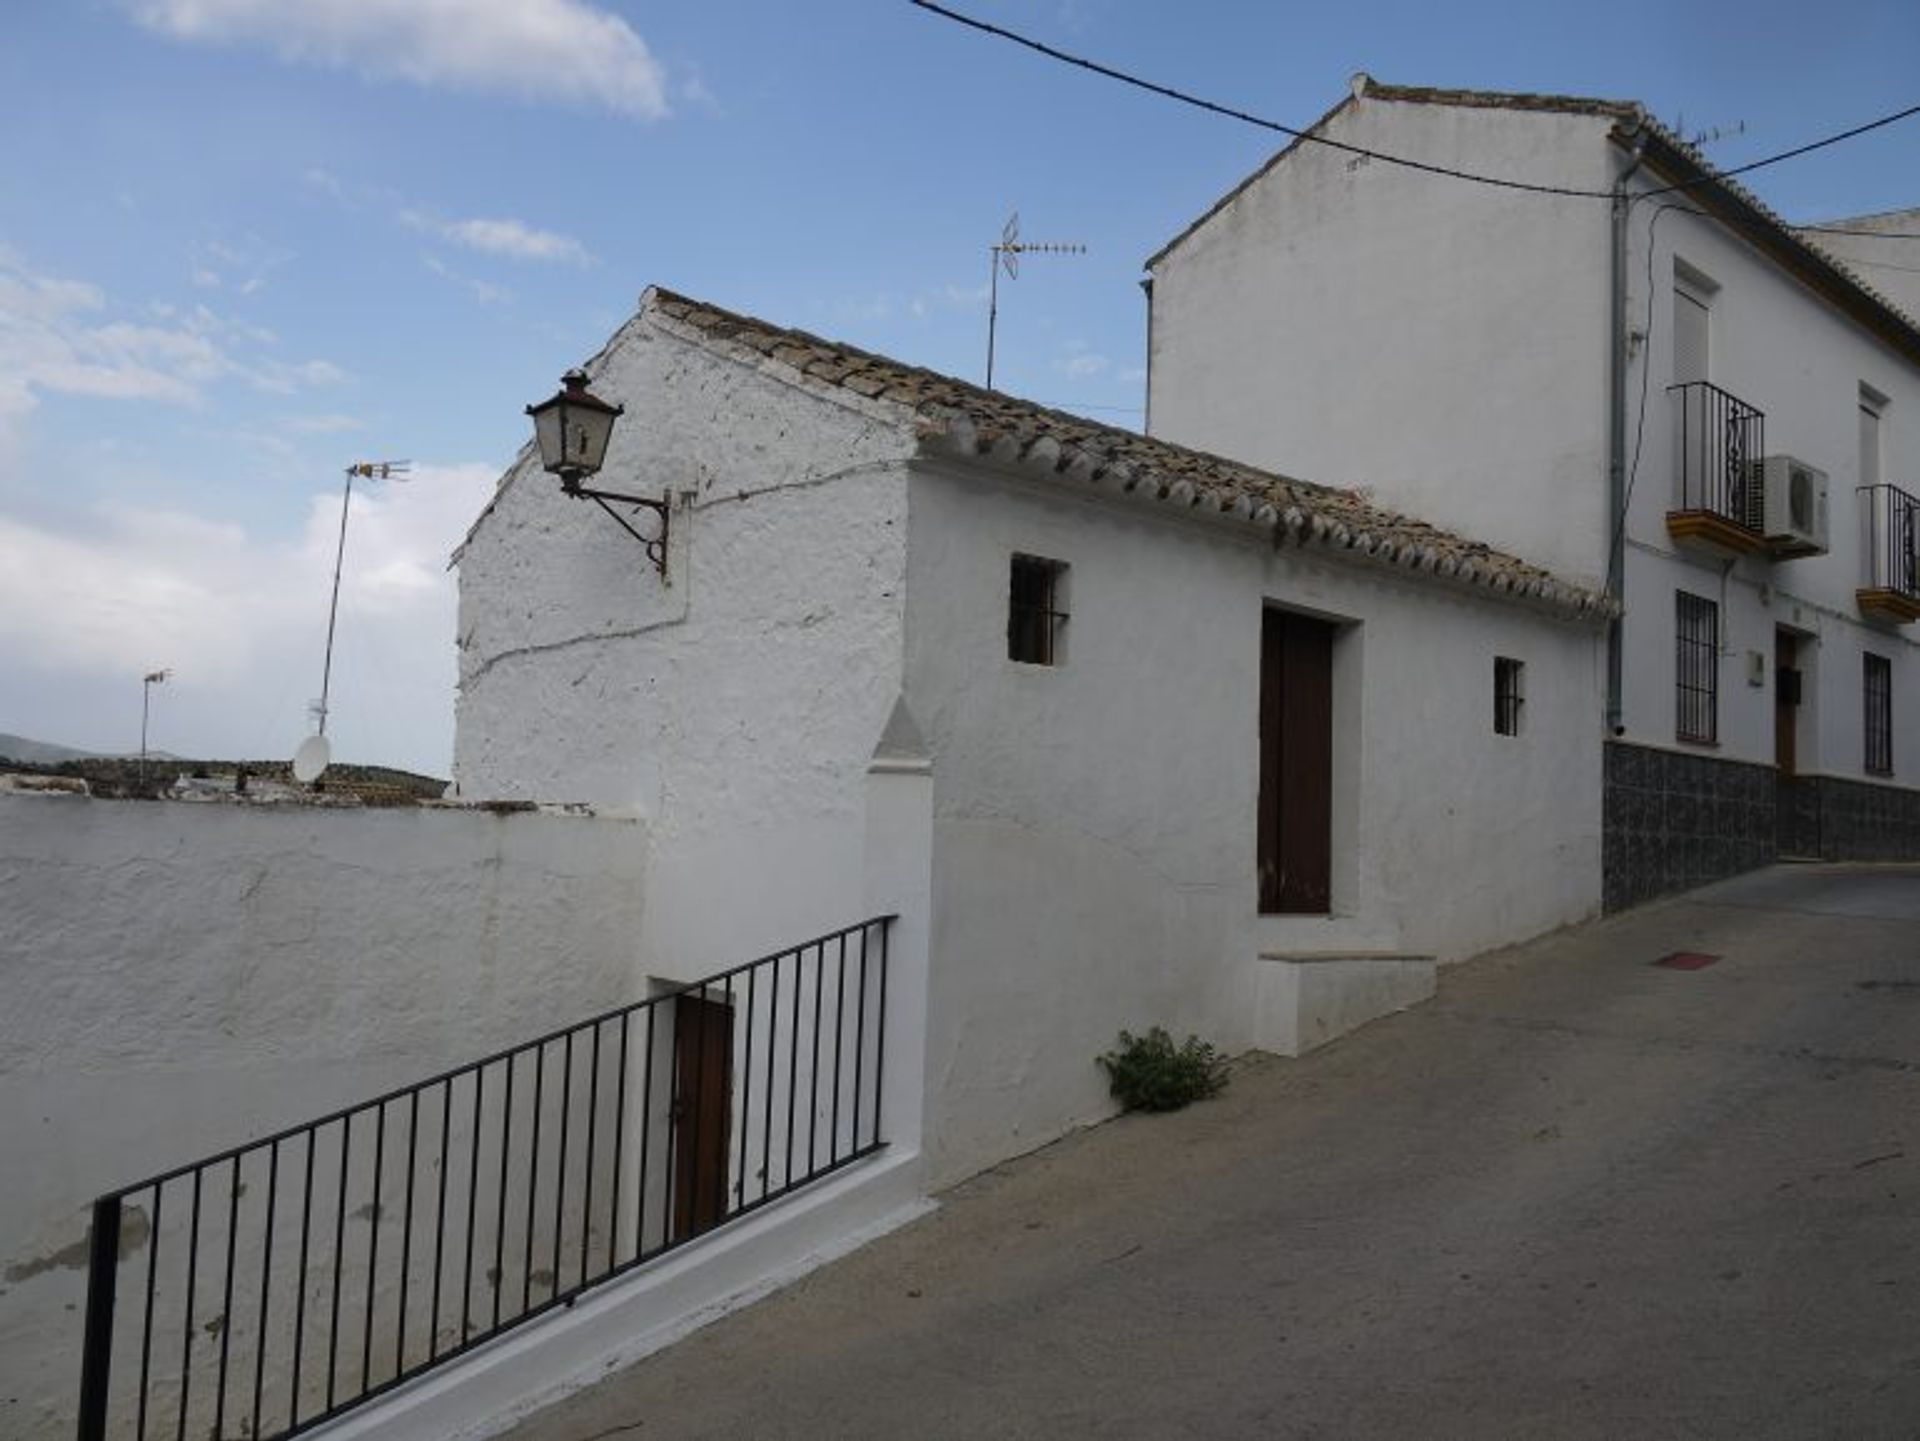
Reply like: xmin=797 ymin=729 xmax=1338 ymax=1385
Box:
xmin=0 ymin=793 xmax=647 ymax=1441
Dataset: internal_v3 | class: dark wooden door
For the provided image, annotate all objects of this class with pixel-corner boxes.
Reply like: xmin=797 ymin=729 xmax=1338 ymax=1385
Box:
xmin=1774 ymin=629 xmax=1798 ymax=775
xmin=671 ymin=992 xmax=733 ymax=1241
xmin=1259 ymin=609 xmax=1335 ymax=914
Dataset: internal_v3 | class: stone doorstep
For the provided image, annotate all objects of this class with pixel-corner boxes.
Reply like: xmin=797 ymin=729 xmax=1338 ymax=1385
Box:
xmin=1251 ymin=951 xmax=1438 ymax=1059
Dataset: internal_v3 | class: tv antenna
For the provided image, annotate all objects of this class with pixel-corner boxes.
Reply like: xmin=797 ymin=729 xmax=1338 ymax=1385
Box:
xmin=1673 ymin=113 xmax=1746 ymax=149
xmin=986 ymin=212 xmax=1085 ymax=391
xmin=306 ymin=460 xmax=410 ymax=769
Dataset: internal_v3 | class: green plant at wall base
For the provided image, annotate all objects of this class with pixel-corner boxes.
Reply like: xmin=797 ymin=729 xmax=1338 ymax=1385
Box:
xmin=1097 ymin=1027 xmax=1229 ymax=1112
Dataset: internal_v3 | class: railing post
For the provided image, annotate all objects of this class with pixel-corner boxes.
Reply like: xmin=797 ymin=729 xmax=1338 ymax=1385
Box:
xmin=77 ymin=1195 xmax=122 ymax=1441
xmin=864 ymin=698 xmax=933 ymax=1171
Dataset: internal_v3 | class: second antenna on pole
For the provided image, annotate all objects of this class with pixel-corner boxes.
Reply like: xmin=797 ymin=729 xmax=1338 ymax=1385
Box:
xmin=986 ymin=211 xmax=1084 ymax=391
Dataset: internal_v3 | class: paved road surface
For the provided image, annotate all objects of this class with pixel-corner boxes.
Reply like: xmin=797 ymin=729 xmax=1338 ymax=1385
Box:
xmin=505 ymin=865 xmax=1920 ymax=1439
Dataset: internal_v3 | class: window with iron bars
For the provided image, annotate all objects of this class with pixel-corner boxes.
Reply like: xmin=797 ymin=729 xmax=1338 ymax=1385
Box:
xmin=1008 ymin=554 xmax=1068 ymax=665
xmin=1675 ymin=591 xmax=1719 ymax=745
xmin=1865 ymin=652 xmax=1893 ymax=775
xmin=1495 ymin=657 xmax=1524 ymax=736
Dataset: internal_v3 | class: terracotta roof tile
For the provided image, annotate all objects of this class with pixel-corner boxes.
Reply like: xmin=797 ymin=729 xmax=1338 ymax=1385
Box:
xmin=645 ymin=288 xmax=1611 ymax=620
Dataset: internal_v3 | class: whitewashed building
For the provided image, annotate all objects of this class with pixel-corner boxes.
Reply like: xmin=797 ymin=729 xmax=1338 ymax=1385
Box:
xmin=454 ymin=286 xmax=1610 ymax=1193
xmin=1146 ymin=77 xmax=1920 ymax=909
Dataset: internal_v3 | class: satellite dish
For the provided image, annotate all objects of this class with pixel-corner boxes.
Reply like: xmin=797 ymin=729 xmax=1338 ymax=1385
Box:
xmin=292 ymin=733 xmax=331 ymax=784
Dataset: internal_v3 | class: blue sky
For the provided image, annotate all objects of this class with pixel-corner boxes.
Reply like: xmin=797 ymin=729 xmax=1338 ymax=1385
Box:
xmin=2 ymin=0 xmax=1915 ymax=776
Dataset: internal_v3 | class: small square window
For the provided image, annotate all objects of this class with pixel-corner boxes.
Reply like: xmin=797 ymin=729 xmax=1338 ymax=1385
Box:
xmin=1008 ymin=554 xmax=1068 ymax=665
xmin=1495 ymin=657 xmax=1524 ymax=736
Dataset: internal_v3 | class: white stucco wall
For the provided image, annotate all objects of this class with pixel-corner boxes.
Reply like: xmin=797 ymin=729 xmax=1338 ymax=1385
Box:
xmin=1619 ymin=189 xmax=1920 ymax=780
xmin=453 ymin=313 xmax=915 ymax=974
xmin=0 ymin=794 xmax=647 ymax=1441
xmin=1148 ymin=88 xmax=1920 ymax=793
xmin=1803 ymin=210 xmax=1920 ymax=327
xmin=904 ymin=462 xmax=1604 ymax=1188
xmin=1147 ymin=91 xmax=1618 ymax=585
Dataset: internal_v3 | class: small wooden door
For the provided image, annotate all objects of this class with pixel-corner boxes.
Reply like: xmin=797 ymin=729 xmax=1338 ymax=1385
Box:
xmin=1259 ymin=609 xmax=1335 ymax=914
xmin=671 ymin=992 xmax=733 ymax=1241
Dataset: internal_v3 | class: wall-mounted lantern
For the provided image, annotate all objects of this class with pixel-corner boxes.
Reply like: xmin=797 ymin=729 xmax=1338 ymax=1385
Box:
xmin=527 ymin=368 xmax=669 ymax=578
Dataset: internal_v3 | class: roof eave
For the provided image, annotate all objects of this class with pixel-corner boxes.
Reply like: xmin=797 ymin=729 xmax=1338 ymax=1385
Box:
xmin=916 ymin=418 xmax=1614 ymax=625
xmin=1621 ymin=124 xmax=1920 ymax=364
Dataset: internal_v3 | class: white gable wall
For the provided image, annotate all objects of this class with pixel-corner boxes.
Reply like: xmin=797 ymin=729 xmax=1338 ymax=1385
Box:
xmin=454 ymin=318 xmax=916 ymax=974
xmin=903 ymin=462 xmax=1602 ymax=1187
xmin=1147 ymin=95 xmax=1617 ymax=585
xmin=1804 ymin=211 xmax=1920 ymax=324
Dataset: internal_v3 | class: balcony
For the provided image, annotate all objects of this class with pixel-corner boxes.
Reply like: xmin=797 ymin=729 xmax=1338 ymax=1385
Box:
xmin=1666 ymin=381 xmax=1769 ymax=557
xmin=1857 ymin=482 xmax=1920 ymax=623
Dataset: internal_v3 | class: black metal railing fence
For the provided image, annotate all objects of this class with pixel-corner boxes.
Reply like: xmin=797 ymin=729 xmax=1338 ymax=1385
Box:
xmin=77 ymin=916 xmax=893 ymax=1441
xmin=1858 ymin=483 xmax=1920 ymax=598
xmin=1670 ymin=380 xmax=1765 ymax=530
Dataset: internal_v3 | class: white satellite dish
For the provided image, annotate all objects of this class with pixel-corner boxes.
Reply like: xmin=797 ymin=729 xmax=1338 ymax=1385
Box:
xmin=292 ymin=733 xmax=331 ymax=784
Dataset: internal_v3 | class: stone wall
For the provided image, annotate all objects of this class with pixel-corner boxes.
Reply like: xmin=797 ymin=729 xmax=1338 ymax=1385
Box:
xmin=1603 ymin=742 xmax=1776 ymax=912
xmin=1604 ymin=740 xmax=1920 ymax=910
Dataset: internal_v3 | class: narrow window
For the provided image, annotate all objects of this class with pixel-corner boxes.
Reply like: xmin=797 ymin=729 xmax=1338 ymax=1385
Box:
xmin=1008 ymin=554 xmax=1068 ymax=665
xmin=1860 ymin=388 xmax=1884 ymax=490
xmin=1672 ymin=278 xmax=1711 ymax=387
xmin=1865 ymin=652 xmax=1893 ymax=776
xmin=1494 ymin=657 xmax=1524 ymax=736
xmin=1676 ymin=591 xmax=1719 ymax=745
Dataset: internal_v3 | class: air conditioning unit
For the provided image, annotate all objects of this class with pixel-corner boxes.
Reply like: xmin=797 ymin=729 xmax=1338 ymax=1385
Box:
xmin=1753 ymin=455 xmax=1829 ymax=558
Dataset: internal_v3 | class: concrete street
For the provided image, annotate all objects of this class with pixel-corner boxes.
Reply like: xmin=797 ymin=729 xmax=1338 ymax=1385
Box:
xmin=507 ymin=865 xmax=1920 ymax=1439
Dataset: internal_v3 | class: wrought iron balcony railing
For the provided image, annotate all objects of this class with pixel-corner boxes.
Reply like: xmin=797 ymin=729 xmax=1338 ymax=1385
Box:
xmin=1857 ymin=482 xmax=1920 ymax=622
xmin=1668 ymin=381 xmax=1765 ymax=537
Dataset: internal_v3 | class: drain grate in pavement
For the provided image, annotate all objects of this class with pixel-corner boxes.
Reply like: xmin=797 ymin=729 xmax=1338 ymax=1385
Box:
xmin=1655 ymin=951 xmax=1720 ymax=971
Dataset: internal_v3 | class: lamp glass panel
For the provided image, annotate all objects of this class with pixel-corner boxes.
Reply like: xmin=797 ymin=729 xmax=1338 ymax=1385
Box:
xmin=567 ymin=405 xmax=615 ymax=474
xmin=532 ymin=405 xmax=566 ymax=472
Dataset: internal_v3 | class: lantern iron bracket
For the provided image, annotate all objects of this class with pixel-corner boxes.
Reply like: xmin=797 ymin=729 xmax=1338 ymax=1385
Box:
xmin=560 ymin=473 xmax=669 ymax=579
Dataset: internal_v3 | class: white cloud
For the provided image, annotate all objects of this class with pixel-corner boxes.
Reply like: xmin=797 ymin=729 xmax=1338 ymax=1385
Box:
xmin=446 ymin=217 xmax=590 ymax=264
xmin=133 ymin=0 xmax=670 ymax=119
xmin=404 ymin=211 xmax=590 ymax=265
xmin=0 ymin=462 xmax=496 ymax=772
xmin=0 ymin=252 xmax=342 ymax=426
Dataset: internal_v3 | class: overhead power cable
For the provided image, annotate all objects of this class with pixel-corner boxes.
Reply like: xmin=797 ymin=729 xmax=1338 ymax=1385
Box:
xmin=908 ymin=0 xmax=1609 ymax=199
xmin=910 ymin=0 xmax=1920 ymax=207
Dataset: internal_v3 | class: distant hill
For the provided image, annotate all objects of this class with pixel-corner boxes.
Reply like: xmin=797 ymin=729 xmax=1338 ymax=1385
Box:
xmin=1 ymin=748 xmax=448 ymax=802
xmin=0 ymin=732 xmax=101 ymax=765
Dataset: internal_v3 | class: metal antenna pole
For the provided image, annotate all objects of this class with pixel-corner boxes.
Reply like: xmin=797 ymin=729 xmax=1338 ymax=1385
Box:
xmin=987 ymin=244 xmax=1001 ymax=390
xmin=316 ymin=461 xmax=410 ymax=739
xmin=982 ymin=212 xmax=1084 ymax=394
xmin=139 ymin=669 xmax=169 ymax=792
xmin=316 ymin=467 xmax=354 ymax=737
